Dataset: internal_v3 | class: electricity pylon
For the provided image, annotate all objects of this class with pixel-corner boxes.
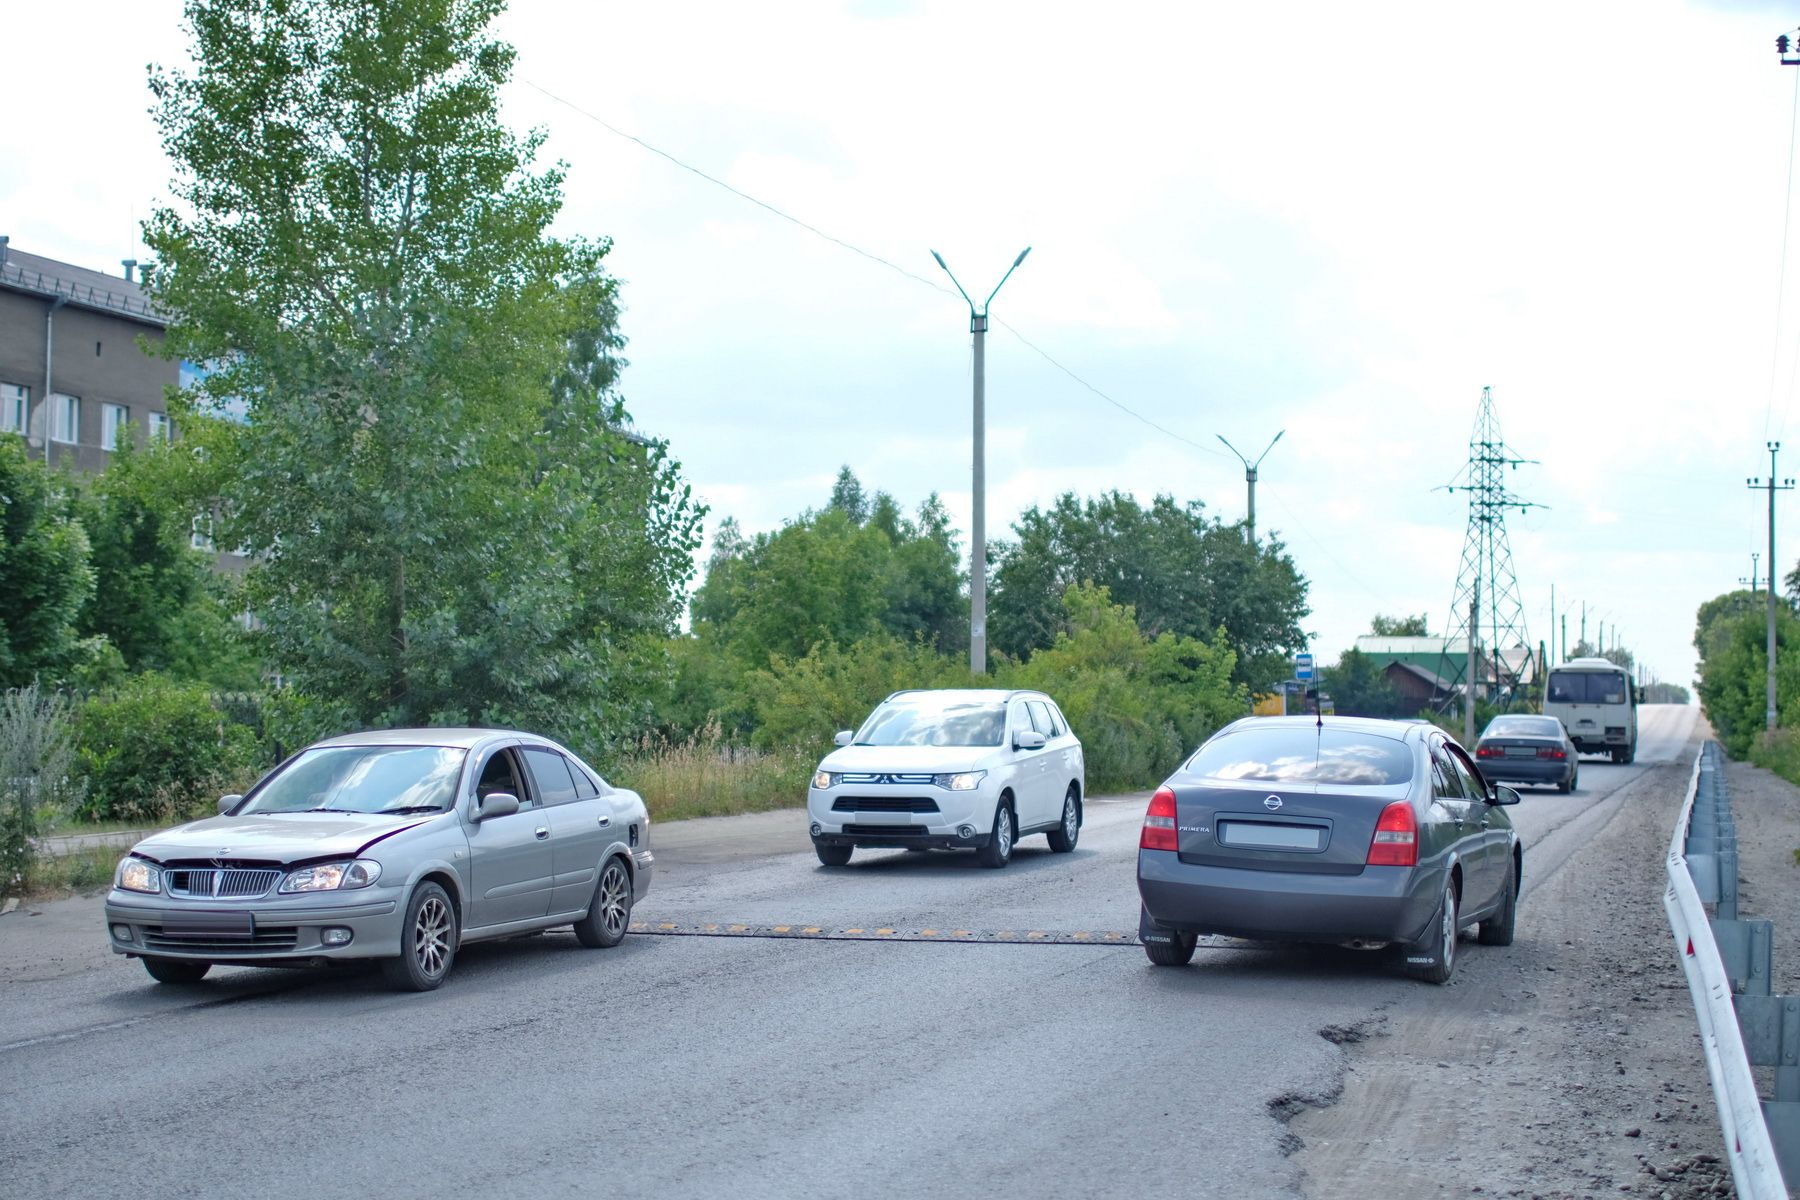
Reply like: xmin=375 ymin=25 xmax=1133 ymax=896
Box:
xmin=1438 ymin=387 xmax=1542 ymax=700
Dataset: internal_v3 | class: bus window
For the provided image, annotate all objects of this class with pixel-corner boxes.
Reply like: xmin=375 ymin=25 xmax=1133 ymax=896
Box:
xmin=1548 ymin=671 xmax=1627 ymax=704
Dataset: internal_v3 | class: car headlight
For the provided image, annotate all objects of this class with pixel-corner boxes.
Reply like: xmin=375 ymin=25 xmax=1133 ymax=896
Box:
xmin=117 ymin=858 xmax=162 ymax=894
xmin=812 ymin=771 xmax=838 ymax=791
xmin=935 ymin=770 xmax=986 ymax=791
xmin=279 ymin=859 xmax=382 ymax=893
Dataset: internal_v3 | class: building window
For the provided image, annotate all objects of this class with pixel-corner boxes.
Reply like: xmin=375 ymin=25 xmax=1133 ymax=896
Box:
xmin=191 ymin=515 xmax=216 ymax=552
xmin=0 ymin=384 xmax=25 ymax=435
xmin=101 ymin=403 xmax=129 ymax=452
xmin=148 ymin=412 xmax=174 ymax=442
xmin=51 ymin=394 xmax=79 ymax=445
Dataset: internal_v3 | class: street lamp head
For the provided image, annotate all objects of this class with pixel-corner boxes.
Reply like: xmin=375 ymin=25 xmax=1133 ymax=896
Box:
xmin=1012 ymin=246 xmax=1032 ymax=268
xmin=931 ymin=250 xmax=948 ymax=271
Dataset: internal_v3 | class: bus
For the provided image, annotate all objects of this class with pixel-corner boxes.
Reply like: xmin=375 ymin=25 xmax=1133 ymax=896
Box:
xmin=1543 ymin=657 xmax=1639 ymax=763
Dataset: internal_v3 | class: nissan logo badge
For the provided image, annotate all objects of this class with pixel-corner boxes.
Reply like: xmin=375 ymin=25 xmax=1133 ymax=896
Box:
xmin=1263 ymin=796 xmax=1283 ymax=811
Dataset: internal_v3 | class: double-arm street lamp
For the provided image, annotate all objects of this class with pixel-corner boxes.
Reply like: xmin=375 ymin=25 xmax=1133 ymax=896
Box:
xmin=1216 ymin=430 xmax=1284 ymax=545
xmin=932 ymin=246 xmax=1031 ymax=675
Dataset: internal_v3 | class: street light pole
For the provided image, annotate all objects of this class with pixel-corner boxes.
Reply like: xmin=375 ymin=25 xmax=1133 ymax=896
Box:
xmin=932 ymin=246 xmax=1032 ymax=676
xmin=1217 ymin=431 xmax=1285 ymax=545
xmin=1748 ymin=442 xmax=1796 ymax=731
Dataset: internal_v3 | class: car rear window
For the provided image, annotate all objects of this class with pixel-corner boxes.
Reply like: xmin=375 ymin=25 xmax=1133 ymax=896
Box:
xmin=1484 ymin=716 xmax=1563 ymax=739
xmin=1187 ymin=727 xmax=1414 ymax=786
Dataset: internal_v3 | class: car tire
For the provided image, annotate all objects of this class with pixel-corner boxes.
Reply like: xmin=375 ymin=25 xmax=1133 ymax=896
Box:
xmin=381 ymin=881 xmax=457 ymax=992
xmin=141 ymin=956 xmax=211 ymax=985
xmin=1404 ymin=877 xmax=1459 ymax=985
xmin=814 ymin=841 xmax=853 ymax=867
xmin=1144 ymin=930 xmax=1197 ymax=967
xmin=976 ymin=800 xmax=1015 ymax=869
xmin=573 ymin=858 xmax=633 ymax=949
xmin=1556 ymin=772 xmax=1572 ymax=794
xmin=1478 ymin=859 xmax=1518 ymax=946
xmin=1047 ymin=786 xmax=1080 ymax=853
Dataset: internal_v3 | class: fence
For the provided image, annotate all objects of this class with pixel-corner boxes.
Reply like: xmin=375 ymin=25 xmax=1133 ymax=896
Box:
xmin=1664 ymin=741 xmax=1792 ymax=1197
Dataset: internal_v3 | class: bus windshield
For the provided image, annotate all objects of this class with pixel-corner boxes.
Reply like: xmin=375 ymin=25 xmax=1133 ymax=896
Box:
xmin=1547 ymin=671 xmax=1628 ymax=705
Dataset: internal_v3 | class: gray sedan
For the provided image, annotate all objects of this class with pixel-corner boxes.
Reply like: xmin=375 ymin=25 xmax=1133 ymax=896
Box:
xmin=1137 ymin=716 xmax=1522 ymax=983
xmin=104 ymin=728 xmax=653 ymax=991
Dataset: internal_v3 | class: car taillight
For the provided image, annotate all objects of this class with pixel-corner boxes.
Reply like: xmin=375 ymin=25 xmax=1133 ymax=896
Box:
xmin=1536 ymin=747 xmax=1566 ymax=760
xmin=1141 ymin=787 xmax=1179 ymax=852
xmin=1367 ymin=800 xmax=1417 ymax=867
xmin=1475 ymin=745 xmax=1498 ymax=758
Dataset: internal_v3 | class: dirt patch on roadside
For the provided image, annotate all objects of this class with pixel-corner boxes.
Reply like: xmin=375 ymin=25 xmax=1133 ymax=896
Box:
xmin=1289 ymin=750 xmax=1738 ymax=1199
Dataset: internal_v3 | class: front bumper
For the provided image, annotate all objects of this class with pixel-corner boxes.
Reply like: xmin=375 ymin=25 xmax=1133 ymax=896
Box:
xmin=806 ymin=782 xmax=997 ymax=847
xmin=105 ymin=888 xmax=404 ymax=964
xmin=1136 ymin=849 xmax=1440 ymax=945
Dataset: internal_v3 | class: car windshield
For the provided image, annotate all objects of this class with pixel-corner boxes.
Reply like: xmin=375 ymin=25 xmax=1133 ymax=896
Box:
xmin=1187 ymin=727 xmax=1414 ymax=785
xmin=239 ymin=745 xmax=467 ymax=815
xmin=856 ymin=697 xmax=1006 ymax=747
xmin=1547 ymin=671 xmax=1628 ymax=705
xmin=1483 ymin=716 xmax=1563 ymax=739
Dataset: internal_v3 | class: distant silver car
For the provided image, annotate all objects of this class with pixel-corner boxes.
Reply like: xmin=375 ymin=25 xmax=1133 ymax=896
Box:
xmin=104 ymin=728 xmax=653 ymax=991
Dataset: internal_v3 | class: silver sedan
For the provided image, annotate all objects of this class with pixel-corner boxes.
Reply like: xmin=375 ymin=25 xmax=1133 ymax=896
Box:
xmin=104 ymin=728 xmax=653 ymax=991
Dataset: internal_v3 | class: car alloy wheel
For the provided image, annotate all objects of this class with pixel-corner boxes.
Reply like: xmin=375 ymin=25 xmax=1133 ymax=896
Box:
xmin=413 ymin=894 xmax=452 ymax=979
xmin=978 ymin=802 xmax=1015 ymax=868
xmin=1048 ymin=787 xmax=1079 ymax=853
xmin=599 ymin=861 xmax=630 ymax=940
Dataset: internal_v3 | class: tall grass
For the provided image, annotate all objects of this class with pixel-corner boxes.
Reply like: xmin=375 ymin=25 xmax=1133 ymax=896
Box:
xmin=611 ymin=722 xmax=814 ymax=823
xmin=1749 ymin=728 xmax=1800 ymax=789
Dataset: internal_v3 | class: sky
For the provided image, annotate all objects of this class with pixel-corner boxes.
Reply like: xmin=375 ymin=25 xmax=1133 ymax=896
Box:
xmin=5 ymin=0 xmax=1797 ymax=691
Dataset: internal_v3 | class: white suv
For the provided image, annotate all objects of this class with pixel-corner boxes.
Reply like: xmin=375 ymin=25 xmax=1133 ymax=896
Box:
xmin=807 ymin=689 xmax=1086 ymax=869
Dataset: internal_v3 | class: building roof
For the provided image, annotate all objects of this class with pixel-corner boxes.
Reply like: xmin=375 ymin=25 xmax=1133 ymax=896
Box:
xmin=0 ymin=246 xmax=163 ymax=327
xmin=1386 ymin=660 xmax=1455 ymax=691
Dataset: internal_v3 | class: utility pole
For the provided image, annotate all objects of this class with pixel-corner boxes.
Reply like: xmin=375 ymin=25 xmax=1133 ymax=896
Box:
xmin=1561 ymin=613 xmax=1568 ymax=664
xmin=932 ymin=247 xmax=1031 ymax=675
xmin=1741 ymin=552 xmax=1761 ymax=591
xmin=1747 ymin=441 xmax=1796 ymax=731
xmin=1580 ymin=602 xmax=1587 ymax=653
xmin=1465 ymin=596 xmax=1479 ymax=745
xmin=1218 ymin=431 xmax=1285 ymax=544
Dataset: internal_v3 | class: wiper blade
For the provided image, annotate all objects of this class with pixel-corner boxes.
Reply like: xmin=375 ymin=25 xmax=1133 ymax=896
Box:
xmin=306 ymin=808 xmax=364 ymax=814
xmin=381 ymin=806 xmax=444 ymax=815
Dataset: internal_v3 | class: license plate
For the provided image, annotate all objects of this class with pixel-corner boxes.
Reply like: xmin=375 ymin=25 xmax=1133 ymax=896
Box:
xmin=1503 ymin=746 xmax=1536 ymax=758
xmin=162 ymin=910 xmax=254 ymax=938
xmin=1218 ymin=821 xmax=1323 ymax=851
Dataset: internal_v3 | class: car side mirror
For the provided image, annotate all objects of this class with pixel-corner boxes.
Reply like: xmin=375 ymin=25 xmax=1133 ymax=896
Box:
xmin=1491 ymin=785 xmax=1522 ymax=807
xmin=833 ymin=730 xmax=854 ymax=747
xmin=1014 ymin=730 xmax=1047 ymax=751
xmin=218 ymin=794 xmax=243 ymax=815
xmin=477 ymin=792 xmax=521 ymax=821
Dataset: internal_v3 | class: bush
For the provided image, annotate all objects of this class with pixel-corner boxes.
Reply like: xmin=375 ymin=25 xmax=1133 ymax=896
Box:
xmin=0 ymin=684 xmax=83 ymax=896
xmin=997 ymin=584 xmax=1246 ymax=791
xmin=74 ymin=674 xmax=260 ymax=823
xmin=611 ymin=721 xmax=815 ymax=822
xmin=746 ymin=634 xmax=976 ymax=757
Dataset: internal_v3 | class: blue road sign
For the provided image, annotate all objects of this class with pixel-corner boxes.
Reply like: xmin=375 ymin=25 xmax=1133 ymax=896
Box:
xmin=1295 ymin=653 xmax=1314 ymax=681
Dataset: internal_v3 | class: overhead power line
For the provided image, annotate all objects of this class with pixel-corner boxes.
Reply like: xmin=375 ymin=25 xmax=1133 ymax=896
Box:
xmin=523 ymin=79 xmax=1228 ymax=460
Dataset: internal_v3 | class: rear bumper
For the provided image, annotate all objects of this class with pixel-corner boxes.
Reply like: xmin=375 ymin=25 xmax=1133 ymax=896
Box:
xmin=1136 ymin=850 xmax=1440 ymax=945
xmin=1478 ymin=759 xmax=1569 ymax=785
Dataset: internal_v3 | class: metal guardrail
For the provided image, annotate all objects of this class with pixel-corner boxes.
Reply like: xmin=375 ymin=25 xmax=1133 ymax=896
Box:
xmin=1664 ymin=742 xmax=1790 ymax=1196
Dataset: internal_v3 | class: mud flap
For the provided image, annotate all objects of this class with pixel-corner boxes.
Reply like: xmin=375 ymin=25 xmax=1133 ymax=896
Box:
xmin=1139 ymin=905 xmax=1180 ymax=946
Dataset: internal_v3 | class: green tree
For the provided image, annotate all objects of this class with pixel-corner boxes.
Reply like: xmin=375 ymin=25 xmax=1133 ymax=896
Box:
xmin=1321 ymin=648 xmax=1409 ymax=719
xmin=1695 ymin=607 xmax=1800 ymax=757
xmin=1695 ymin=590 xmax=1764 ymax=669
xmin=692 ymin=471 xmax=965 ymax=666
xmin=988 ymin=491 xmax=1308 ymax=688
xmin=73 ymin=438 xmax=258 ymax=686
xmin=0 ymin=440 xmax=94 ymax=687
xmin=144 ymin=0 xmax=702 ymax=745
xmin=1370 ymin=613 xmax=1429 ymax=637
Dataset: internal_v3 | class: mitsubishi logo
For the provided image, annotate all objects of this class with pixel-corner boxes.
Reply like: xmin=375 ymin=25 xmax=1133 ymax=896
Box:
xmin=1263 ymin=796 xmax=1284 ymax=811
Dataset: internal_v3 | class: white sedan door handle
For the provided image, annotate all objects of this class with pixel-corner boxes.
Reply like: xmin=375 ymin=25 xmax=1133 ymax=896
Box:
xmin=598 ymin=816 xmax=611 ymax=828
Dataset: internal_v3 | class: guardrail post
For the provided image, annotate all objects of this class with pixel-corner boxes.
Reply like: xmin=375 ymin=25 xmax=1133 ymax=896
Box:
xmin=1718 ymin=919 xmax=1776 ymax=995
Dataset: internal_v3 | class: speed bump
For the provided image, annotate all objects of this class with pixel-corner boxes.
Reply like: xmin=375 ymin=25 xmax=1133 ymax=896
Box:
xmin=625 ymin=920 xmax=1141 ymax=946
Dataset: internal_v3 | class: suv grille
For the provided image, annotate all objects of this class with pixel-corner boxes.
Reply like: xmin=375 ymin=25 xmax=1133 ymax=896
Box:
xmin=841 ymin=823 xmax=927 ymax=837
xmin=837 ymin=772 xmax=936 ymax=785
xmin=832 ymin=797 xmax=940 ymax=814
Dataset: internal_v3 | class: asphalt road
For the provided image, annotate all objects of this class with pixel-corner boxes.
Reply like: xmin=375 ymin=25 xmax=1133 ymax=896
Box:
xmin=0 ymin=705 xmax=1700 ymax=1199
